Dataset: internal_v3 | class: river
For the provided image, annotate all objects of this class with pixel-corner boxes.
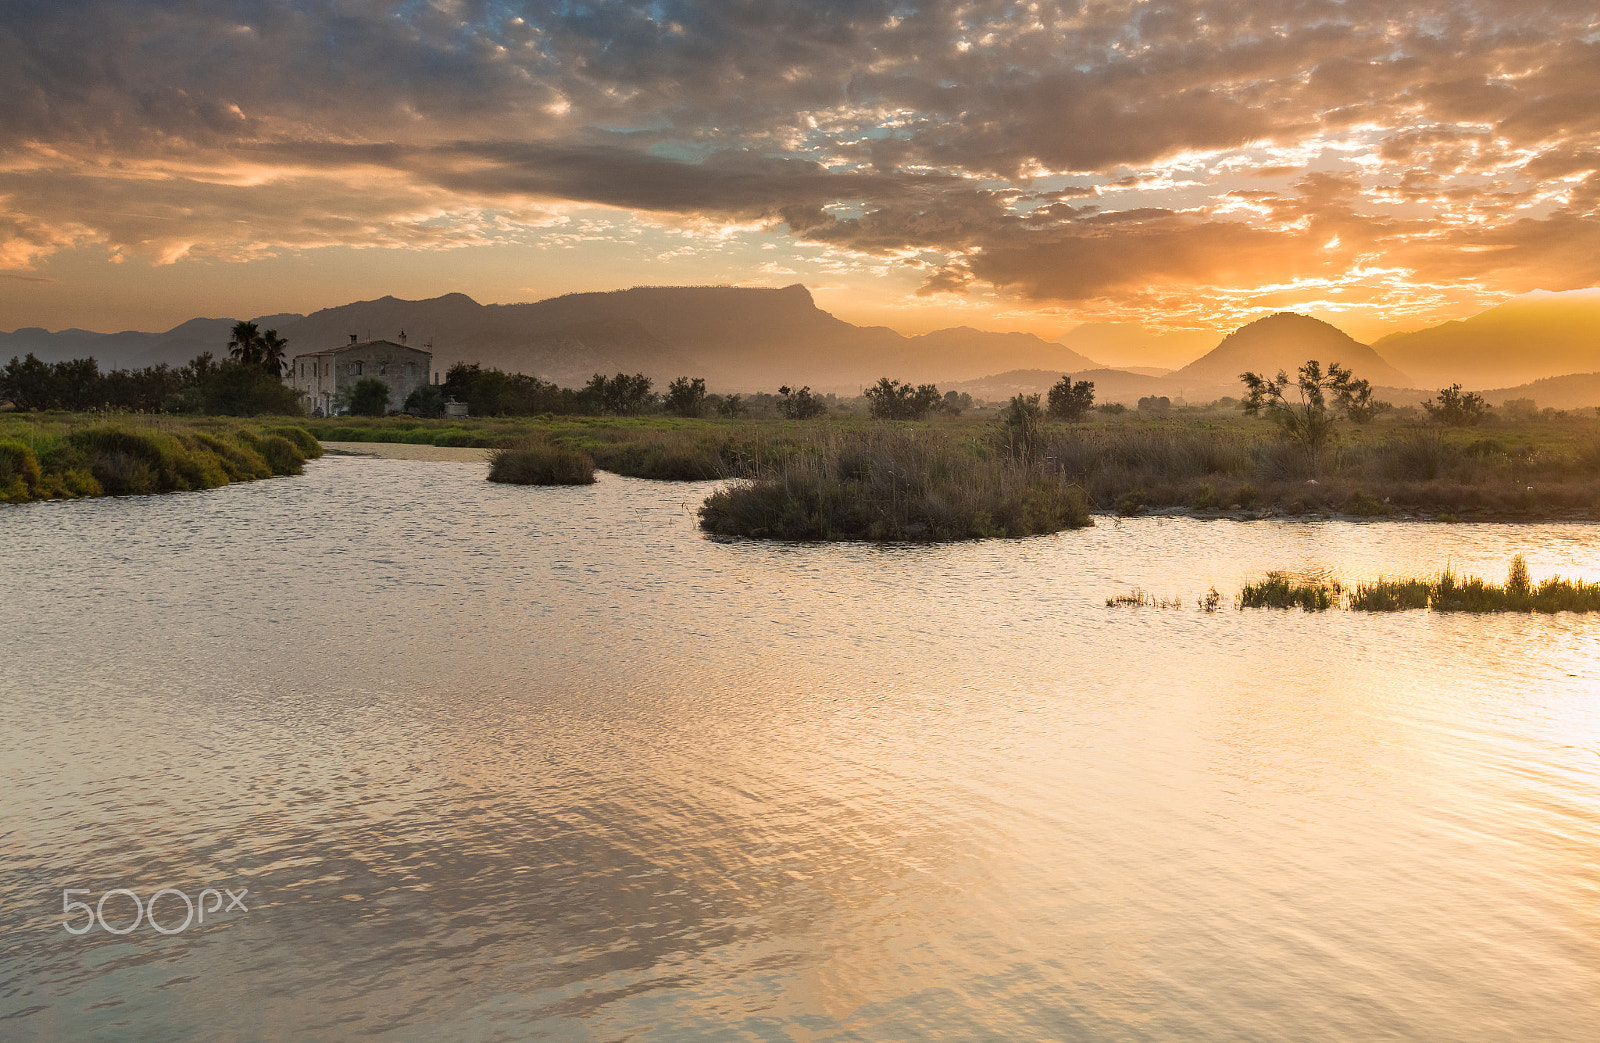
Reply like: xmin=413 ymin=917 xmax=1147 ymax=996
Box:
xmin=3 ymin=455 xmax=1598 ymax=1041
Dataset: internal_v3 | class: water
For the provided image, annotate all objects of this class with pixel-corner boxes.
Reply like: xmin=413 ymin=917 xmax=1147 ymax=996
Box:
xmin=3 ymin=456 xmax=1598 ymax=1041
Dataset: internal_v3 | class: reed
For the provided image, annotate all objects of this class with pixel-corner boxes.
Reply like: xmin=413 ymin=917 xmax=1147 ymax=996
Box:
xmin=487 ymin=440 xmax=597 ymax=485
xmin=1239 ymin=573 xmax=1341 ymax=610
xmin=698 ymin=425 xmax=1090 ymax=540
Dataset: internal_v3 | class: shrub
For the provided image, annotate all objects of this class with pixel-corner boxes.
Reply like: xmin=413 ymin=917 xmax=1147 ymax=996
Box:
xmin=235 ymin=431 xmax=304 ymax=475
xmin=487 ymin=441 xmax=597 ymax=485
xmin=267 ymin=426 xmax=324 ymax=458
xmin=1191 ymin=482 xmax=1218 ymax=510
xmin=1424 ymin=384 xmax=1490 ymax=427
xmin=1346 ymin=490 xmax=1392 ymax=516
xmin=1047 ymin=376 xmax=1095 ymax=421
xmin=0 ymin=439 xmax=43 ymax=502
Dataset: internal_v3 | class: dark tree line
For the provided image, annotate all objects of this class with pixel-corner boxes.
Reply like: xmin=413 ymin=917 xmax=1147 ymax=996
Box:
xmin=1 ymin=352 xmax=301 ymax=415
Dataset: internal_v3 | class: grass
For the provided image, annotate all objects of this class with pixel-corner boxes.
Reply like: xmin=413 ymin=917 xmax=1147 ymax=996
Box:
xmin=1106 ymin=589 xmax=1182 ymax=608
xmin=0 ymin=414 xmax=319 ymax=503
xmin=698 ymin=424 xmax=1091 ymax=541
xmin=1232 ymin=557 xmax=1600 ymax=614
xmin=1351 ymin=556 xmax=1600 ymax=613
xmin=487 ymin=439 xmax=596 ymax=485
xmin=1239 ymin=573 xmax=1342 ymax=611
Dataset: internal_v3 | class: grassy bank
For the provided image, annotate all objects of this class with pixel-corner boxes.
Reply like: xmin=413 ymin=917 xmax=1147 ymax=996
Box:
xmin=299 ymin=411 xmax=1600 ymax=522
xmin=0 ymin=414 xmax=320 ymax=503
xmin=1232 ymin=557 xmax=1600 ymax=613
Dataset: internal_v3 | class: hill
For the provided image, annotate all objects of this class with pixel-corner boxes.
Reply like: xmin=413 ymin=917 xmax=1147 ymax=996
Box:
xmin=1373 ymin=289 xmax=1600 ymax=389
xmin=1171 ymin=312 xmax=1413 ymax=395
xmin=1477 ymin=371 xmax=1600 ymax=411
xmin=3 ymin=286 xmax=1104 ymax=394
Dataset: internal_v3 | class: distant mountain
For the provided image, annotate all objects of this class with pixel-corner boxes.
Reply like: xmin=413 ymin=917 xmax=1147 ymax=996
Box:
xmin=1477 ymin=371 xmax=1600 ymax=411
xmin=898 ymin=327 xmax=1099 ymax=380
xmin=1171 ymin=312 xmax=1413 ymax=394
xmin=3 ymin=286 xmax=1105 ymax=393
xmin=945 ymin=367 xmax=1176 ymax=406
xmin=0 ymin=315 xmax=303 ymax=370
xmin=1373 ymin=289 xmax=1600 ymax=389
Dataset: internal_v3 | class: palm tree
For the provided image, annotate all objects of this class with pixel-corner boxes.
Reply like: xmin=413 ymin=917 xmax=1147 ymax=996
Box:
xmin=259 ymin=329 xmax=288 ymax=376
xmin=228 ymin=321 xmax=262 ymax=367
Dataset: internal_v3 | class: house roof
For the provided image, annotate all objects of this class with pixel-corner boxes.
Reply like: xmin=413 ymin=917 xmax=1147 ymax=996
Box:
xmin=290 ymin=338 xmax=432 ymax=360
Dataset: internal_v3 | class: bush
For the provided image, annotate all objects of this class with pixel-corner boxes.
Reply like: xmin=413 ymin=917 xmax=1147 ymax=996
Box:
xmin=340 ymin=378 xmax=392 ymax=417
xmin=1047 ymin=376 xmax=1095 ymax=421
xmin=266 ymin=426 xmax=324 ymax=458
xmin=487 ymin=441 xmax=597 ymax=485
xmin=0 ymin=439 xmax=42 ymax=502
xmin=235 ymin=431 xmax=305 ymax=475
xmin=1423 ymin=384 xmax=1490 ymax=427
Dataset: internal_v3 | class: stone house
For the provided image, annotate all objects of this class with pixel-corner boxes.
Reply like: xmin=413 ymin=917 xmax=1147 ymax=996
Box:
xmin=287 ymin=333 xmax=434 ymax=415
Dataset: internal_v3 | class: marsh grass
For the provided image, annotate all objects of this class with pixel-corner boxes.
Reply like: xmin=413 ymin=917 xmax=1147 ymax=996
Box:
xmin=699 ymin=425 xmax=1090 ymax=541
xmin=1352 ymin=556 xmax=1600 ymax=613
xmin=1106 ymin=590 xmax=1182 ymax=608
xmin=487 ymin=439 xmax=597 ymax=485
xmin=1239 ymin=573 xmax=1342 ymax=610
xmin=0 ymin=416 xmax=317 ymax=503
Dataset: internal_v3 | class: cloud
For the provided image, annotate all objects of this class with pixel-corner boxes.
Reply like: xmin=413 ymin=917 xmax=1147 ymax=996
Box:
xmin=2 ymin=0 xmax=1599 ymax=322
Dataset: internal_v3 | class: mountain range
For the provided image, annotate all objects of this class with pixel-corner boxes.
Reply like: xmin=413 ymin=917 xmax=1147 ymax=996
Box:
xmin=5 ymin=285 xmax=1600 ymax=406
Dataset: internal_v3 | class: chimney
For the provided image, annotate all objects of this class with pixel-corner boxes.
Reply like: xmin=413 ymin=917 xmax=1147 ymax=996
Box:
xmin=398 ymin=330 xmax=407 ymax=346
xmin=349 ymin=333 xmax=358 ymax=345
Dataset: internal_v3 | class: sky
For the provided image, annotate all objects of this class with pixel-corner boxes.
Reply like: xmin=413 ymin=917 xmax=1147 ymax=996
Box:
xmin=4 ymin=0 xmax=1600 ymax=364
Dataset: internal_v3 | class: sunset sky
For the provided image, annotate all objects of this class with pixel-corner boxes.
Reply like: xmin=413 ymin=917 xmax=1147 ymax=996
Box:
xmin=4 ymin=1 xmax=1599 ymax=361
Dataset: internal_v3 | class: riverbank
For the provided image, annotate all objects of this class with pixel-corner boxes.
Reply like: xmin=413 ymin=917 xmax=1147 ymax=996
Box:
xmin=0 ymin=414 xmax=321 ymax=503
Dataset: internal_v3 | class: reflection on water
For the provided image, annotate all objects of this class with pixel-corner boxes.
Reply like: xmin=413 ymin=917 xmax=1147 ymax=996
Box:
xmin=2 ymin=456 xmax=1599 ymax=1041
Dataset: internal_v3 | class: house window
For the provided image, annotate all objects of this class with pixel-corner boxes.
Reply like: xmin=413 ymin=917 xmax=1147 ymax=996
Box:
xmin=405 ymin=363 xmax=415 ymax=377
xmin=350 ymin=361 xmax=363 ymax=376
xmin=379 ymin=362 xmax=388 ymax=376
xmin=300 ymin=362 xmax=305 ymax=378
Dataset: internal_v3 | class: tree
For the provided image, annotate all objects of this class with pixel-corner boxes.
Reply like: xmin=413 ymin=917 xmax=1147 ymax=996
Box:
xmin=715 ymin=393 xmax=749 ymax=418
xmin=404 ymin=383 xmax=446 ymax=417
xmin=999 ymin=393 xmax=1044 ymax=461
xmin=227 ymin=321 xmax=262 ymax=367
xmin=1241 ymin=360 xmax=1381 ymax=472
xmin=1047 ymin=376 xmax=1095 ymax=420
xmin=941 ymin=390 xmax=973 ymax=415
xmin=583 ymin=372 xmax=655 ymax=415
xmin=200 ymin=361 xmax=306 ymax=415
xmin=777 ymin=385 xmax=826 ymax=419
xmin=258 ymin=329 xmax=289 ymax=377
xmin=864 ymin=377 xmax=942 ymax=420
xmin=1423 ymin=383 xmax=1490 ymax=427
xmin=665 ymin=376 xmax=707 ymax=418
xmin=338 ymin=377 xmax=392 ymax=416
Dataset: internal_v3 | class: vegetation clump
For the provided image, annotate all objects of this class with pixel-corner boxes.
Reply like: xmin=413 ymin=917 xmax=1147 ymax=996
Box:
xmin=1048 ymin=376 xmax=1095 ymax=421
xmin=698 ymin=426 xmax=1090 ymax=541
xmin=0 ymin=418 xmax=319 ymax=503
xmin=487 ymin=440 xmax=597 ymax=485
xmin=1351 ymin=556 xmax=1600 ymax=613
xmin=1106 ymin=589 xmax=1181 ymax=608
xmin=1424 ymin=384 xmax=1490 ymax=427
xmin=1239 ymin=573 xmax=1341 ymax=611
